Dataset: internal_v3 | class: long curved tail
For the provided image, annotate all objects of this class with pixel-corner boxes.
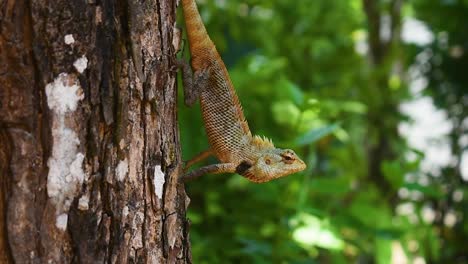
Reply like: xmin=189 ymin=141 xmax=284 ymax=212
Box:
xmin=181 ymin=0 xmax=218 ymax=70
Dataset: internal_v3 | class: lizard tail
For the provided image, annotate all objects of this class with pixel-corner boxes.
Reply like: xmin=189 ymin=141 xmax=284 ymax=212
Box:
xmin=181 ymin=0 xmax=218 ymax=70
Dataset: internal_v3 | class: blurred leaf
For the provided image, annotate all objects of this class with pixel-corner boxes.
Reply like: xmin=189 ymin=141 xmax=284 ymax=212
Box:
xmin=382 ymin=160 xmax=405 ymax=189
xmin=389 ymin=74 xmax=401 ymax=90
xmin=274 ymin=78 xmax=305 ymax=105
xmin=349 ymin=196 xmax=393 ymax=228
xmin=296 ymin=123 xmax=340 ymax=146
xmin=404 ymin=183 xmax=444 ymax=199
xmin=340 ymin=101 xmax=367 ymax=114
xmin=272 ymin=100 xmax=301 ymax=126
xmin=376 ymin=238 xmax=393 ymax=264
xmin=238 ymin=238 xmax=272 ymax=256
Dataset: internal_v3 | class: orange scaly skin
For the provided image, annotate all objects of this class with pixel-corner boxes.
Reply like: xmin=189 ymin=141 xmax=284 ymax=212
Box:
xmin=180 ymin=0 xmax=306 ymax=182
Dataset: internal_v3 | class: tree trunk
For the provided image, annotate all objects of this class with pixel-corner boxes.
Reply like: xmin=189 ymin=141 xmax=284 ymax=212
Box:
xmin=0 ymin=0 xmax=191 ymax=263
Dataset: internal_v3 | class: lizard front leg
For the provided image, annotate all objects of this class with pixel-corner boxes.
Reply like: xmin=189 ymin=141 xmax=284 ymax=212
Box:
xmin=183 ymin=160 xmax=254 ymax=182
xmin=175 ymin=59 xmax=210 ymax=106
xmin=183 ymin=163 xmax=237 ymax=182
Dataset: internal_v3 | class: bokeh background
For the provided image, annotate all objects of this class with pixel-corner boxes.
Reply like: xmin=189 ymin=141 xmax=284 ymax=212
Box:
xmin=177 ymin=0 xmax=468 ymax=263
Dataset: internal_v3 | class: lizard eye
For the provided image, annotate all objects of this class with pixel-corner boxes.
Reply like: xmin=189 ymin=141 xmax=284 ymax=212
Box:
xmin=281 ymin=151 xmax=295 ymax=164
xmin=265 ymin=158 xmax=271 ymax=165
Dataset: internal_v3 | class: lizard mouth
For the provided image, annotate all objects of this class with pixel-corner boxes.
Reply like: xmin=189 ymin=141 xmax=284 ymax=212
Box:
xmin=297 ymin=159 xmax=307 ymax=171
xmin=241 ymin=159 xmax=307 ymax=183
xmin=243 ymin=172 xmax=272 ymax=183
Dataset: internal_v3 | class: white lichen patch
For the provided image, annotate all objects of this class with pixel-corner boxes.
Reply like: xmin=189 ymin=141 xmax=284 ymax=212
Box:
xmin=56 ymin=213 xmax=68 ymax=231
xmin=116 ymin=158 xmax=129 ymax=182
xmin=153 ymin=165 xmax=165 ymax=199
xmin=73 ymin=55 xmax=88 ymax=73
xmin=48 ymin=150 xmax=85 ymax=198
xmin=64 ymin=34 xmax=75 ymax=45
xmin=46 ymin=73 xmax=83 ymax=114
xmin=46 ymin=73 xmax=85 ymax=214
xmin=122 ymin=206 xmax=129 ymax=219
xmin=78 ymin=195 xmax=90 ymax=211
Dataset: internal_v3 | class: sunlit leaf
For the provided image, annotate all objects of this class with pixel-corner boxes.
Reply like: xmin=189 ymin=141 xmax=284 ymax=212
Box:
xmin=340 ymin=101 xmax=367 ymax=114
xmin=389 ymin=74 xmax=401 ymax=90
xmin=290 ymin=213 xmax=345 ymax=251
xmin=376 ymin=239 xmax=393 ymax=264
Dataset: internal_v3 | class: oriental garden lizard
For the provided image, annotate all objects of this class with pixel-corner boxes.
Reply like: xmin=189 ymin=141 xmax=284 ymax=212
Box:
xmin=177 ymin=0 xmax=306 ymax=182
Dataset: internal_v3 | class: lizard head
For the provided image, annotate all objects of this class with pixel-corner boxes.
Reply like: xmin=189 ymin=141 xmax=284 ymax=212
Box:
xmin=242 ymin=148 xmax=307 ymax=183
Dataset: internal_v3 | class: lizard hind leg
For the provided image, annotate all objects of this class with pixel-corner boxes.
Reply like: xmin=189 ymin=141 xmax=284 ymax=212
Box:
xmin=184 ymin=149 xmax=213 ymax=171
xmin=175 ymin=59 xmax=210 ymax=106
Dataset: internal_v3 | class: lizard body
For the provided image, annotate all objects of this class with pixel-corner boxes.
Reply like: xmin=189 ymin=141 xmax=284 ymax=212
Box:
xmin=179 ymin=0 xmax=306 ymax=182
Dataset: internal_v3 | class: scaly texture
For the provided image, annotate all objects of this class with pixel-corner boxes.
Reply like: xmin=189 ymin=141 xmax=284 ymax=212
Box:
xmin=181 ymin=0 xmax=306 ymax=182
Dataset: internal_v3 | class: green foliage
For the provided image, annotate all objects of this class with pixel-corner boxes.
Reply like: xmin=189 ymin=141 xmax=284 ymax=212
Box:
xmin=178 ymin=0 xmax=467 ymax=262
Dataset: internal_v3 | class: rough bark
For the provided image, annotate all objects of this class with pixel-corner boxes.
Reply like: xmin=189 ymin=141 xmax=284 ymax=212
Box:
xmin=0 ymin=0 xmax=191 ymax=263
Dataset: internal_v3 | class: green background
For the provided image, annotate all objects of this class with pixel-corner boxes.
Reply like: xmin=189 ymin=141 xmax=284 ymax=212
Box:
xmin=178 ymin=0 xmax=468 ymax=262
